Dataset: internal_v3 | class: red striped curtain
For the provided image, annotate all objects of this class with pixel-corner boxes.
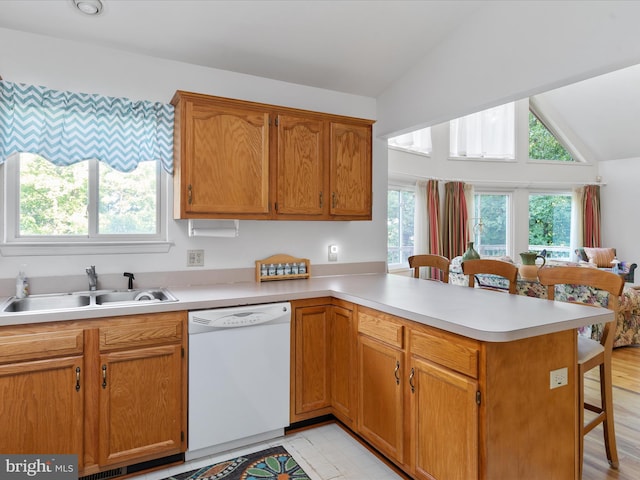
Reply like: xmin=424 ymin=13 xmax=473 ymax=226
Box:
xmin=427 ymin=179 xmax=441 ymax=255
xmin=582 ymin=185 xmax=601 ymax=247
xmin=442 ymin=181 xmax=469 ymax=259
xmin=426 ymin=179 xmax=442 ymax=280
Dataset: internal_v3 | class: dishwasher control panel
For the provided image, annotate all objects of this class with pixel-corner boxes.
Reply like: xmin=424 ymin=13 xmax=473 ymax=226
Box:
xmin=188 ymin=302 xmax=291 ymax=332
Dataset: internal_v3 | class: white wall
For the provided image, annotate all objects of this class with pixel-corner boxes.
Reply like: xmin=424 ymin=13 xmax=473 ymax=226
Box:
xmin=0 ymin=28 xmax=386 ymax=283
xmin=599 ymin=158 xmax=640 ymax=265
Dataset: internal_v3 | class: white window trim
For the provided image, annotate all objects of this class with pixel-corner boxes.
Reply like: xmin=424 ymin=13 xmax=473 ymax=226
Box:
xmin=0 ymin=157 xmax=172 ymax=256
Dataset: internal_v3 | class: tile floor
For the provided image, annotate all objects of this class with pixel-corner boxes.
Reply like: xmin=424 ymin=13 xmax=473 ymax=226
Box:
xmin=134 ymin=423 xmax=403 ymax=480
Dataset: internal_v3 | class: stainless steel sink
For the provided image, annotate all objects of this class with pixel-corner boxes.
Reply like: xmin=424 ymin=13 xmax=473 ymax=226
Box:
xmin=2 ymin=293 xmax=92 ymax=312
xmin=95 ymin=289 xmax=177 ymax=305
xmin=1 ymin=288 xmax=177 ymax=313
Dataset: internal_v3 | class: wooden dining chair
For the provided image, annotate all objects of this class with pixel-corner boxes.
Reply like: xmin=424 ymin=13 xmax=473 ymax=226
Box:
xmin=461 ymin=258 xmax=518 ymax=294
xmin=408 ymin=254 xmax=450 ymax=283
xmin=537 ymin=266 xmax=624 ymax=476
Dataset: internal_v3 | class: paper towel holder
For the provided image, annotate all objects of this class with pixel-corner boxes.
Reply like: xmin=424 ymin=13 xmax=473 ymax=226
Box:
xmin=188 ymin=219 xmax=239 ymax=238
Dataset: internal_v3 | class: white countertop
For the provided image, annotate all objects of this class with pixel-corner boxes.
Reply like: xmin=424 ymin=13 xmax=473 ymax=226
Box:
xmin=0 ymin=273 xmax=612 ymax=342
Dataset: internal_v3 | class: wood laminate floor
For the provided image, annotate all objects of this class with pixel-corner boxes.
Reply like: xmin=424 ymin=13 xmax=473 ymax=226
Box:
xmin=583 ymin=345 xmax=640 ymax=480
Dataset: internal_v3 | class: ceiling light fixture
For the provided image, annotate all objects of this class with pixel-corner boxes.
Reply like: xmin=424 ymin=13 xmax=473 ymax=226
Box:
xmin=73 ymin=0 xmax=103 ymax=16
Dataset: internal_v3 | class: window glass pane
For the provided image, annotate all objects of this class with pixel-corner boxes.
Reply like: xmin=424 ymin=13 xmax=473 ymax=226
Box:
xmin=19 ymin=154 xmax=88 ymax=236
xmin=400 ymin=190 xmax=415 ymax=265
xmin=388 ymin=127 xmax=432 ymax=155
xmin=474 ymin=193 xmax=509 ymax=257
xmin=387 ymin=189 xmax=401 ymax=264
xmin=528 ymin=111 xmax=574 ymax=161
xmin=528 ymin=193 xmax=572 ymax=259
xmin=99 ymin=161 xmax=158 ymax=234
xmin=387 ymin=188 xmax=415 ymax=266
xmin=450 ymin=103 xmax=515 ymax=159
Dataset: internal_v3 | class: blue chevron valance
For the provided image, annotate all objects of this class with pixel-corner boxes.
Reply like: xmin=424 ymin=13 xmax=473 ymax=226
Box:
xmin=0 ymin=80 xmax=174 ymax=174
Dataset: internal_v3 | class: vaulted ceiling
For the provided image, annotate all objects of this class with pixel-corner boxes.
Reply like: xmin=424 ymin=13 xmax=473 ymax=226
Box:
xmin=0 ymin=0 xmax=638 ymax=162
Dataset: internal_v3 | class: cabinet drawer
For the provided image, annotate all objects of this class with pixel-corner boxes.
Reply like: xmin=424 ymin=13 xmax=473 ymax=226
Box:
xmin=410 ymin=329 xmax=479 ymax=378
xmin=99 ymin=313 xmax=185 ymax=351
xmin=357 ymin=308 xmax=404 ymax=348
xmin=0 ymin=327 xmax=83 ymax=364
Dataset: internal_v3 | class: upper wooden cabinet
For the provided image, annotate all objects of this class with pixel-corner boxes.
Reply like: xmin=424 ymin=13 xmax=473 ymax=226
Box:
xmin=171 ymin=91 xmax=374 ymax=220
xmin=330 ymin=123 xmax=372 ymax=218
xmin=172 ymin=94 xmax=270 ymax=218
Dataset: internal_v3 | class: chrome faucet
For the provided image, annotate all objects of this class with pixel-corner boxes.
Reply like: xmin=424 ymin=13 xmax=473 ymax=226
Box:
xmin=86 ymin=265 xmax=98 ymax=291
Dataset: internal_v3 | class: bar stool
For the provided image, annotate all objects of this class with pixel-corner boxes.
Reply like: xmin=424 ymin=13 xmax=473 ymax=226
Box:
xmin=408 ymin=254 xmax=450 ymax=283
xmin=461 ymin=259 xmax=518 ymax=294
xmin=537 ymin=266 xmax=624 ymax=476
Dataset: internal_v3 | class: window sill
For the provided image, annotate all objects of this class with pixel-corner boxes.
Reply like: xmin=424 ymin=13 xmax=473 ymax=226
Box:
xmin=0 ymin=241 xmax=174 ymax=256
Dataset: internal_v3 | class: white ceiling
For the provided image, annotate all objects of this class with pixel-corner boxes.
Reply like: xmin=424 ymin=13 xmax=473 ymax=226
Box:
xmin=0 ymin=0 xmax=485 ymax=98
xmin=0 ymin=0 xmax=638 ymax=162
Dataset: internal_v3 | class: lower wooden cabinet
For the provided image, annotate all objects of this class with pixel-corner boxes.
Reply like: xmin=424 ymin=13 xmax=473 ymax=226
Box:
xmin=290 ymin=299 xmax=355 ymax=424
xmin=292 ymin=301 xmax=577 ymax=480
xmin=291 ymin=300 xmax=332 ymax=420
xmin=0 ymin=356 xmax=85 ymax=462
xmin=0 ymin=312 xmax=187 ymax=477
xmin=409 ymin=356 xmax=478 ymax=480
xmin=356 ymin=307 xmax=405 ymax=464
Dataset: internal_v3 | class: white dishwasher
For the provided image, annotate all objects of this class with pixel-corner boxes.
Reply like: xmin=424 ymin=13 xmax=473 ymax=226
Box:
xmin=186 ymin=302 xmax=291 ymax=460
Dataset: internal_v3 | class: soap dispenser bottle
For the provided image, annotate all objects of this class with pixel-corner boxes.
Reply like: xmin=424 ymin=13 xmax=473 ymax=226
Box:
xmin=16 ymin=266 xmax=29 ymax=299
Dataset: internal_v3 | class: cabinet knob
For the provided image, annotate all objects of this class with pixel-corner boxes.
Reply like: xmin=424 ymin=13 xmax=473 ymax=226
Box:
xmin=188 ymin=184 xmax=193 ymax=205
xmin=102 ymin=364 xmax=107 ymax=389
xmin=394 ymin=360 xmax=400 ymax=385
xmin=75 ymin=366 xmax=81 ymax=392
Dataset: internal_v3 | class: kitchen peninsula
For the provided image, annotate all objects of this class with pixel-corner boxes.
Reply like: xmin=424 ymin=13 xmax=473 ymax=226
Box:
xmin=0 ymin=274 xmax=610 ymax=480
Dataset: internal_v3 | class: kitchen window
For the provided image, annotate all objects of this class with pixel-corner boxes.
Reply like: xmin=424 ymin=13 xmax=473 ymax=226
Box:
xmin=2 ymin=153 xmax=169 ymax=255
xmin=0 ymin=80 xmax=173 ymax=255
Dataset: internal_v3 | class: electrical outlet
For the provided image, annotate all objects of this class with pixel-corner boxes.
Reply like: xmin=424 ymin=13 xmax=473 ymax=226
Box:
xmin=187 ymin=249 xmax=204 ymax=267
xmin=328 ymin=244 xmax=338 ymax=262
xmin=550 ymin=367 xmax=568 ymax=389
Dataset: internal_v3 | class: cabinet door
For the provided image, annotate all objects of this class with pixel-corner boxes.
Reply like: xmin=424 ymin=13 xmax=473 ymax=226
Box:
xmin=292 ymin=305 xmax=331 ymax=421
xmin=276 ymin=115 xmax=325 ymax=216
xmin=99 ymin=344 xmax=183 ymax=467
xmin=357 ymin=335 xmax=404 ymax=464
xmin=410 ymin=356 xmax=478 ymax=480
xmin=329 ymin=122 xmax=372 ymax=218
xmin=0 ymin=356 xmax=84 ymax=465
xmin=183 ymin=100 xmax=270 ymax=216
xmin=330 ymin=305 xmax=354 ymax=425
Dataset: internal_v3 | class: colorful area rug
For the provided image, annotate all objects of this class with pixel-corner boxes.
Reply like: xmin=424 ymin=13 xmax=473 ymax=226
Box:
xmin=162 ymin=446 xmax=311 ymax=480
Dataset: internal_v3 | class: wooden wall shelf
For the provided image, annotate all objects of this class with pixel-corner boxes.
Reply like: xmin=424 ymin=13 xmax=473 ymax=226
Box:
xmin=256 ymin=254 xmax=310 ymax=282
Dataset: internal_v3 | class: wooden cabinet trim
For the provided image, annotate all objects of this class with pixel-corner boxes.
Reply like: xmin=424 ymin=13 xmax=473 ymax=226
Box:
xmin=357 ymin=308 xmax=404 ymax=348
xmin=0 ymin=328 xmax=84 ymax=363
xmin=409 ymin=328 xmax=479 ymax=379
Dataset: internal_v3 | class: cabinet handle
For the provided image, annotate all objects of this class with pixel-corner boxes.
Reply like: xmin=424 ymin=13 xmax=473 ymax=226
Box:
xmin=319 ymin=191 xmax=323 ymax=208
xmin=75 ymin=367 xmax=81 ymax=392
xmin=102 ymin=364 xmax=107 ymax=389
xmin=409 ymin=367 xmax=415 ymax=393
xmin=394 ymin=360 xmax=400 ymax=385
xmin=188 ymin=184 xmax=193 ymax=205
xmin=332 ymin=192 xmax=337 ymax=209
